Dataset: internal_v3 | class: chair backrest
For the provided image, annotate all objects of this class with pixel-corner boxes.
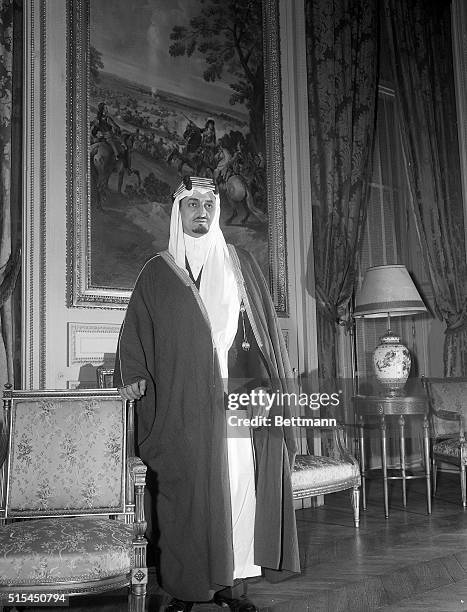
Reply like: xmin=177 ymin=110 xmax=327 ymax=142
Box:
xmin=422 ymin=377 xmax=466 ymax=438
xmin=0 ymin=388 xmax=134 ymax=520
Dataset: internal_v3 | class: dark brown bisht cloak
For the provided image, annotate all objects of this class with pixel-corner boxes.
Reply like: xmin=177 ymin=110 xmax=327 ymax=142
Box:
xmin=114 ymin=246 xmax=300 ymax=601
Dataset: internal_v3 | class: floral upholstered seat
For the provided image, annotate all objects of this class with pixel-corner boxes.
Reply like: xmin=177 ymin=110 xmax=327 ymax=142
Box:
xmin=0 ymin=517 xmax=133 ymax=585
xmin=432 ymin=437 xmax=463 ymax=460
xmin=292 ymin=424 xmax=361 ymax=527
xmin=0 ymin=388 xmax=147 ymax=611
xmin=422 ymin=377 xmax=467 ymax=507
xmin=293 ymin=454 xmax=360 ymax=493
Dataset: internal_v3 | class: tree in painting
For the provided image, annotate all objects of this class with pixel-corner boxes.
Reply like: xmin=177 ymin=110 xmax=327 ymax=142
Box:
xmin=168 ymin=0 xmax=268 ymax=226
xmin=86 ymin=0 xmax=270 ymax=292
xmin=89 ymin=45 xmax=104 ymax=85
xmin=169 ymin=0 xmax=265 ymax=152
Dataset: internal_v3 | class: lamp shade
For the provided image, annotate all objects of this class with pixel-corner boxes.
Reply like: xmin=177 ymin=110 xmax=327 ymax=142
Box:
xmin=354 ymin=265 xmax=426 ymax=318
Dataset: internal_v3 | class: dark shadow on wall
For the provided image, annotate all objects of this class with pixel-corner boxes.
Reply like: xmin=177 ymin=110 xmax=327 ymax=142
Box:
xmin=76 ymin=352 xmax=116 ymax=389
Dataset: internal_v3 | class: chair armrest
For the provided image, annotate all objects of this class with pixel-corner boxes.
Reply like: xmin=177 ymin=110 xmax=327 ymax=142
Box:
xmin=429 ymin=404 xmax=463 ymax=432
xmin=422 ymin=377 xmax=466 ymax=441
xmin=128 ymin=456 xmax=147 ymax=540
xmin=432 ymin=408 xmax=462 ymax=422
xmin=128 ymin=456 xmax=147 ymax=485
xmin=431 ymin=409 xmax=465 ymax=442
xmin=431 ymin=410 xmax=467 ymax=464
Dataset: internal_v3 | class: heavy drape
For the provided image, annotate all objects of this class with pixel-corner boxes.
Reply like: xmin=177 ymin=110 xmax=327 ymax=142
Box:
xmin=0 ymin=0 xmax=21 ymax=389
xmin=384 ymin=0 xmax=467 ymax=376
xmin=305 ymin=0 xmax=379 ymax=384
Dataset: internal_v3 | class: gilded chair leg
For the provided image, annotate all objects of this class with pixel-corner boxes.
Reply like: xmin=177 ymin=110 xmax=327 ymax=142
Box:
xmin=131 ymin=567 xmax=148 ymax=596
xmin=461 ymin=463 xmax=467 ymax=508
xmin=131 ymin=539 xmax=148 ymax=597
xmin=129 ymin=592 xmax=146 ymax=612
xmin=432 ymin=457 xmax=437 ymax=495
xmin=352 ymin=486 xmax=360 ymax=528
xmin=130 ymin=534 xmax=147 ymax=610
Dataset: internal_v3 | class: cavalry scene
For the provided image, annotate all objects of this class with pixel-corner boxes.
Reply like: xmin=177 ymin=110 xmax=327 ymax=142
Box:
xmin=89 ymin=93 xmax=268 ymax=228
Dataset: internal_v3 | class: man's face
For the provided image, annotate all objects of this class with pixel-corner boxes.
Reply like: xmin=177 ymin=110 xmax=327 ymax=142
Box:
xmin=180 ymin=191 xmax=216 ymax=237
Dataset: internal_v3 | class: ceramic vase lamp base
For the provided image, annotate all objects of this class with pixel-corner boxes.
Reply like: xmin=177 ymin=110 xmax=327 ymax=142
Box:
xmin=353 ymin=265 xmax=428 ymax=400
xmin=372 ymin=314 xmax=411 ymax=397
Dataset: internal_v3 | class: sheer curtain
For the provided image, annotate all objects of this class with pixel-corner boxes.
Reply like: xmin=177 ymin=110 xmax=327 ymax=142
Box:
xmin=305 ymin=0 xmax=379 ymax=386
xmin=384 ymin=0 xmax=467 ymax=376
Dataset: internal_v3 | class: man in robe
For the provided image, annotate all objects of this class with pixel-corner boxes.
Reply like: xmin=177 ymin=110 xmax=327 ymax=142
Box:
xmin=115 ymin=176 xmax=300 ymax=612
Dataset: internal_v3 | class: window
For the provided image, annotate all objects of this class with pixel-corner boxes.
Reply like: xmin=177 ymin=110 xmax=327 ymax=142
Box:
xmin=355 ymin=85 xmax=429 ymax=389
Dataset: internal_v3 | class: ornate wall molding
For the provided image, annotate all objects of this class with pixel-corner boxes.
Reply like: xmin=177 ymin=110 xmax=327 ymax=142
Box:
xmin=24 ymin=0 xmax=36 ymax=387
xmin=38 ymin=0 xmax=47 ymax=387
xmin=263 ymin=0 xmax=288 ymax=314
xmin=68 ymin=322 xmax=120 ymax=365
xmin=23 ymin=0 xmax=48 ymax=388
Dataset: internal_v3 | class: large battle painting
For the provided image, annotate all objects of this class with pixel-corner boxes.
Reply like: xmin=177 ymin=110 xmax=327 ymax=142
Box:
xmin=88 ymin=0 xmax=270 ymax=290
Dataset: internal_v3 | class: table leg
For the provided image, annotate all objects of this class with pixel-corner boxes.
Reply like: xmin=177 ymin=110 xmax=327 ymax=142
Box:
xmin=423 ymin=414 xmax=432 ymax=514
xmin=381 ymin=414 xmax=389 ymax=518
xmin=359 ymin=415 xmax=367 ymax=510
xmin=399 ymin=414 xmax=407 ymax=507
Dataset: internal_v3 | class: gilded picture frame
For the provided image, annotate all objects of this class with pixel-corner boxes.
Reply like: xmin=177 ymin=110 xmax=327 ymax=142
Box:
xmin=66 ymin=0 xmax=288 ymax=313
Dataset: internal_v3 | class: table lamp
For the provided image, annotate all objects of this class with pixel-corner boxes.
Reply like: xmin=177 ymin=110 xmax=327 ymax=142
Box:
xmin=354 ymin=265 xmax=427 ymax=395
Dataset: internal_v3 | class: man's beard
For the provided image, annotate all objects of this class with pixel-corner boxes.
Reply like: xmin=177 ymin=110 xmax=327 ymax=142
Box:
xmin=192 ymin=225 xmax=209 ymax=235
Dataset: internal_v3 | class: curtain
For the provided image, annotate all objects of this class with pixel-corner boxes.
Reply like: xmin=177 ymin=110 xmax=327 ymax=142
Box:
xmin=384 ymin=0 xmax=467 ymax=376
xmin=0 ymin=0 xmax=21 ymax=390
xmin=305 ymin=0 xmax=379 ymax=385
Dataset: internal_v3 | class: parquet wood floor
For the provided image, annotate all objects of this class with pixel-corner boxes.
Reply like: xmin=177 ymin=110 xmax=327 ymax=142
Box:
xmin=22 ymin=472 xmax=467 ymax=612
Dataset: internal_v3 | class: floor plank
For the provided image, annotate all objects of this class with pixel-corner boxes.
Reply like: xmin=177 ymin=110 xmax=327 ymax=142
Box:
xmin=18 ymin=472 xmax=467 ymax=611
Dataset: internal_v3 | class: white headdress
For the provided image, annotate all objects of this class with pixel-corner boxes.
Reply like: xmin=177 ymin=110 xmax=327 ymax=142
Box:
xmin=168 ymin=177 xmax=240 ymax=379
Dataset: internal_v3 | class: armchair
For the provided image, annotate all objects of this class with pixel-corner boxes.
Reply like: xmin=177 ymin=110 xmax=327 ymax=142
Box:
xmin=422 ymin=376 xmax=467 ymax=507
xmin=292 ymin=424 xmax=361 ymax=527
xmin=0 ymin=387 xmax=147 ymax=611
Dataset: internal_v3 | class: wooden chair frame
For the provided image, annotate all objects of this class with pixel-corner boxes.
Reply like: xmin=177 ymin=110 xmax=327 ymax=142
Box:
xmin=0 ymin=387 xmax=147 ymax=610
xmin=292 ymin=423 xmax=361 ymax=527
xmin=422 ymin=376 xmax=467 ymax=507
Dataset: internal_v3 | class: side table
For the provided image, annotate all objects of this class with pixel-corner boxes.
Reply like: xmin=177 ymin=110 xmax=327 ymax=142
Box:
xmin=353 ymin=394 xmax=431 ymax=518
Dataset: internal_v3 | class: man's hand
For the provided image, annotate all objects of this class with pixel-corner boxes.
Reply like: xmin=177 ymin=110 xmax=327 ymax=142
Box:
xmin=118 ymin=379 xmax=147 ymax=401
